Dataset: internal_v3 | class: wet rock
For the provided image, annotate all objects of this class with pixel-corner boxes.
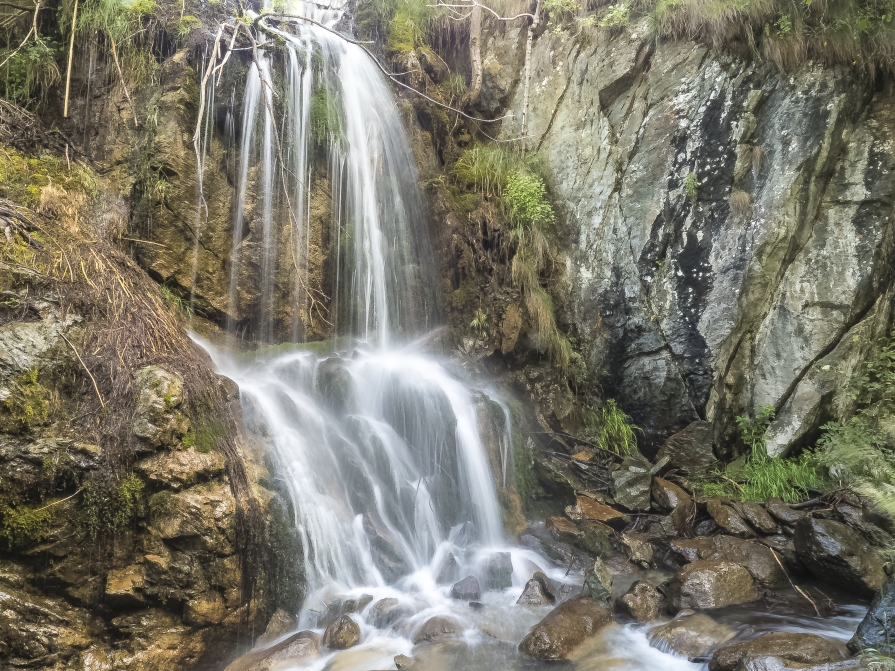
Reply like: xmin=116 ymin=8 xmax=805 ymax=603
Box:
xmin=132 ymin=366 xmax=189 ymax=449
xmin=619 ymin=532 xmax=654 ymax=568
xmin=695 ymin=518 xmax=721 ymax=536
xmin=104 ymin=565 xmax=147 ymax=608
xmin=707 ymin=498 xmax=755 ymax=538
xmin=518 ymin=597 xmax=613 ymax=660
xmin=225 ymin=630 xmax=321 ymax=671
xmin=710 ymin=632 xmax=846 ymax=671
xmin=565 ymin=495 xmax=630 ymax=528
xmin=362 ymin=514 xmax=411 ymax=583
xmin=649 ymin=612 xmax=736 ymax=657
xmin=667 ymin=560 xmax=759 ymax=612
xmin=656 ymin=421 xmax=718 ymax=475
xmin=183 ymin=593 xmax=226 ymax=626
xmin=848 ymin=574 xmax=895 ymax=655
xmin=835 ymin=502 xmax=893 ymax=547
xmin=256 ymin=608 xmax=297 ymax=645
xmin=148 ymin=483 xmax=236 ymax=555
xmin=436 ymin=553 xmax=460 ymax=584
xmin=617 ymin=580 xmax=665 ymax=622
xmin=316 ymin=356 xmax=353 ymax=414
xmin=793 ymin=517 xmax=885 ymax=597
xmin=610 ymin=457 xmax=653 ymax=511
xmin=546 ymin=515 xmax=583 ymax=540
xmin=483 ymin=552 xmax=513 ymax=590
xmin=322 ymin=615 xmax=361 ymax=649
xmin=735 ymin=502 xmax=779 ymax=535
xmin=669 ymin=536 xmax=786 ymax=586
xmin=517 ymin=576 xmax=556 ymax=606
xmin=450 ymin=575 xmax=482 ymax=601
xmin=574 ymin=519 xmax=616 ymax=557
xmin=394 ymin=653 xmax=414 ymax=669
xmin=369 ymin=598 xmax=413 ymax=629
xmin=652 ymin=477 xmax=693 ymax=512
xmin=582 ymin=558 xmax=613 ymax=604
xmin=764 ymin=499 xmax=806 ymax=526
xmin=412 ymin=616 xmax=462 ymax=644
xmin=135 ymin=447 xmax=226 ymax=491
xmin=343 ymin=594 xmax=373 ymax=614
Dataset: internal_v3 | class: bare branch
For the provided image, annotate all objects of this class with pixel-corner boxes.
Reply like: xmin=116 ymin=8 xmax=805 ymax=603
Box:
xmin=429 ymin=0 xmax=535 ymax=21
xmin=0 ymin=0 xmax=40 ymax=70
xmin=63 ymin=0 xmax=79 ymax=118
xmin=109 ymin=37 xmax=138 ymax=127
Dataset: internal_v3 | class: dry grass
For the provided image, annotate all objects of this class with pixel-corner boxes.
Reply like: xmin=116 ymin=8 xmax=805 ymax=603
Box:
xmin=729 ymin=188 xmax=752 ymax=219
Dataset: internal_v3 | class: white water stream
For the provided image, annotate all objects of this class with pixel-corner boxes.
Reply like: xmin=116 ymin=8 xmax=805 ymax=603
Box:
xmin=191 ymin=1 xmax=867 ymax=667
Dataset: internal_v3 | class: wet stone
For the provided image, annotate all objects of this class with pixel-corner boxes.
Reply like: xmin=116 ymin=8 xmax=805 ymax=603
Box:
xmin=793 ymin=517 xmax=885 ymax=597
xmin=736 ymin=501 xmax=779 ymax=535
xmin=764 ymin=498 xmax=806 ymax=526
xmin=617 ymin=580 xmax=665 ymax=622
xmin=483 ymin=552 xmax=513 ymax=590
xmin=517 ymin=577 xmax=555 ymax=606
xmin=518 ymin=597 xmax=613 ymax=660
xmin=649 ymin=612 xmax=736 ymax=658
xmin=256 ymin=608 xmax=297 ymax=646
xmin=412 ymin=616 xmax=462 ymax=644
xmin=450 ymin=575 xmax=482 ymax=601
xmin=667 ymin=560 xmax=759 ymax=612
xmin=707 ymin=498 xmax=754 ymax=538
xmin=581 ymin=558 xmax=613 ymax=604
xmin=710 ymin=632 xmax=846 ymax=671
xmin=322 ymin=615 xmax=361 ymax=650
xmin=436 ymin=552 xmax=460 ymax=585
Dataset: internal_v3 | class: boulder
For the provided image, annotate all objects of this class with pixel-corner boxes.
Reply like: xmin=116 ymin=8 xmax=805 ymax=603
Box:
xmin=565 ymin=496 xmax=630 ymax=528
xmin=649 ymin=612 xmax=736 ymax=657
xmin=710 ymin=632 xmax=846 ymax=671
xmin=225 ymin=630 xmax=321 ymax=671
xmin=518 ymin=597 xmax=613 ymax=660
xmin=764 ymin=498 xmax=806 ymax=526
xmin=256 ymin=608 xmax=297 ymax=645
xmin=104 ymin=565 xmax=147 ymax=608
xmin=656 ymin=421 xmax=718 ymax=474
xmin=132 ymin=366 xmax=189 ymax=449
xmin=735 ymin=502 xmax=779 ymax=535
xmin=669 ymin=536 xmax=786 ymax=586
xmin=667 ymin=561 xmax=759 ymax=612
xmin=322 ymin=615 xmax=360 ymax=649
xmin=546 ymin=515 xmax=583 ymax=540
xmin=394 ymin=654 xmax=413 ymax=669
xmin=707 ymin=499 xmax=755 ymax=538
xmin=793 ymin=518 xmax=885 ymax=597
xmin=652 ymin=477 xmax=693 ymax=512
xmin=619 ymin=532 xmax=654 ymax=568
xmin=617 ymin=580 xmax=665 ymax=622
xmin=369 ymin=598 xmax=411 ymax=629
xmin=848 ymin=574 xmax=895 ymax=655
xmin=610 ymin=457 xmax=652 ymax=511
xmin=517 ymin=574 xmax=556 ymax=606
xmin=483 ymin=552 xmax=513 ymax=590
xmin=450 ymin=575 xmax=482 ymax=601
xmin=412 ymin=615 xmax=462 ymax=644
xmin=581 ymin=558 xmax=613 ymax=604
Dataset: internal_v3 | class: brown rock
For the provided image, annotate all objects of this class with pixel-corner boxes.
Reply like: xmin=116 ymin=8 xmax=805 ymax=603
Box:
xmin=517 ymin=577 xmax=555 ymax=606
xmin=618 ymin=580 xmax=665 ymax=622
xmin=794 ymin=517 xmax=886 ymax=597
xmin=256 ymin=608 xmax=297 ymax=645
xmin=136 ymin=447 xmax=226 ymax=491
xmin=412 ymin=615 xmax=462 ymax=644
xmin=765 ymin=498 xmax=806 ymax=526
xmin=735 ymin=501 xmax=778 ymax=535
xmin=225 ymin=631 xmax=321 ymax=671
xmin=649 ymin=613 xmax=736 ymax=657
xmin=709 ymin=632 xmax=846 ymax=671
xmin=322 ymin=615 xmax=361 ymax=649
xmin=669 ymin=536 xmax=786 ymax=586
xmin=667 ymin=560 xmax=759 ymax=612
xmin=183 ymin=593 xmax=226 ymax=626
xmin=656 ymin=420 xmax=718 ymax=475
xmin=707 ymin=498 xmax=754 ymax=538
xmin=104 ymin=565 xmax=147 ymax=608
xmin=518 ymin=597 xmax=613 ymax=660
xmin=547 ymin=516 xmax=582 ymax=538
xmin=619 ymin=532 xmax=654 ymax=568
xmin=652 ymin=477 xmax=693 ymax=511
xmin=567 ymin=496 xmax=630 ymax=528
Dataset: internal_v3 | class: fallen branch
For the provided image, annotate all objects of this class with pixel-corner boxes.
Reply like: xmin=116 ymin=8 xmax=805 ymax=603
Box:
xmin=109 ymin=37 xmax=138 ymax=127
xmin=768 ymin=546 xmax=820 ymax=616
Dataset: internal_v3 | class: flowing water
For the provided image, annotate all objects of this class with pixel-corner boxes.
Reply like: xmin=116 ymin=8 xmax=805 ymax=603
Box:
xmin=191 ymin=1 xmax=869 ymax=668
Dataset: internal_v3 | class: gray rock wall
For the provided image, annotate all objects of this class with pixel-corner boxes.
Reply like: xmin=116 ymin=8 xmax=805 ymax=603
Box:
xmin=487 ymin=20 xmax=895 ymax=455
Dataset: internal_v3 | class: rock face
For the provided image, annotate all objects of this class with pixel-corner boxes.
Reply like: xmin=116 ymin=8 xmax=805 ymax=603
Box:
xmin=322 ymin=615 xmax=361 ymax=650
xmin=710 ymin=632 xmax=846 ymax=671
xmin=487 ymin=17 xmax=895 ymax=456
xmin=793 ymin=518 xmax=886 ymax=596
xmin=669 ymin=536 xmax=786 ymax=586
xmin=667 ymin=561 xmax=759 ymax=612
xmin=848 ymin=574 xmax=895 ymax=655
xmin=618 ymin=580 xmax=665 ymax=621
xmin=132 ymin=366 xmax=189 ymax=449
xmin=518 ymin=597 xmax=613 ymax=660
xmin=649 ymin=612 xmax=736 ymax=657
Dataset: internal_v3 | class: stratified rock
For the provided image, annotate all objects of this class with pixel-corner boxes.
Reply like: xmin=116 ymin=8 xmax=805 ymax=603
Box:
xmin=225 ymin=630 xmax=321 ymax=671
xmin=322 ymin=615 xmax=360 ymax=649
xmin=546 ymin=515 xmax=583 ymax=541
xmin=764 ymin=498 xmax=806 ymax=526
xmin=582 ymin=558 xmax=613 ymax=604
xmin=793 ymin=518 xmax=885 ymax=597
xmin=517 ymin=577 xmax=555 ymax=606
xmin=256 ymin=608 xmax=297 ymax=645
xmin=669 ymin=536 xmax=786 ymax=586
xmin=710 ymin=632 xmax=846 ymax=671
xmin=610 ymin=457 xmax=652 ymax=511
xmin=483 ymin=552 xmax=513 ymax=590
xmin=618 ymin=581 xmax=665 ymax=622
xmin=667 ymin=560 xmax=759 ymax=612
xmin=649 ymin=612 xmax=736 ymax=657
xmin=518 ymin=597 xmax=613 ymax=660
xmin=183 ymin=593 xmax=226 ymax=626
xmin=148 ymin=483 xmax=236 ymax=555
xmin=132 ymin=366 xmax=189 ymax=449
xmin=706 ymin=498 xmax=754 ymax=538
xmin=849 ymin=574 xmax=895 ymax=655
xmin=412 ymin=616 xmax=462 ymax=644
xmin=736 ymin=501 xmax=779 ymax=535
xmin=450 ymin=575 xmax=481 ymax=601
xmin=566 ymin=496 xmax=630 ymax=528
xmin=656 ymin=421 xmax=718 ymax=475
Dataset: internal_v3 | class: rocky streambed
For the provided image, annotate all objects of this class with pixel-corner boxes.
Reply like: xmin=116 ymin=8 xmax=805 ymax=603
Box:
xmin=223 ymin=445 xmax=895 ymax=671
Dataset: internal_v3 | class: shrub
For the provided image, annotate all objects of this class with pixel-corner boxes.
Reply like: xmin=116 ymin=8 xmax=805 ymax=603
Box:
xmin=504 ymin=170 xmax=556 ymax=230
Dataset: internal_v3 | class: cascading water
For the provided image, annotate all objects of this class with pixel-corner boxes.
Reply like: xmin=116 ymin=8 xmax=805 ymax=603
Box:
xmin=191 ymin=2 xmax=868 ymax=669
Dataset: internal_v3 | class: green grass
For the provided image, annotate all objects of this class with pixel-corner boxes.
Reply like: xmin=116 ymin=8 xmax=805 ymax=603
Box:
xmin=584 ymin=398 xmax=641 ymax=455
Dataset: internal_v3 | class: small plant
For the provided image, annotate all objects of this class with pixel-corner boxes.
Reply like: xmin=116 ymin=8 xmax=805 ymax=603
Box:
xmin=504 ymin=170 xmax=556 ymax=230
xmin=447 ymin=72 xmax=467 ymax=98
xmin=80 ymin=474 xmax=145 ymax=538
xmin=160 ymin=283 xmax=193 ymax=315
xmin=684 ymin=171 xmax=699 ymax=202
xmin=585 ymin=399 xmax=641 ymax=456
xmin=599 ymin=3 xmax=630 ymax=27
xmin=774 ymin=13 xmax=792 ymax=35
xmin=543 ymin=0 xmax=582 ymax=12
xmin=736 ymin=404 xmax=775 ymax=459
xmin=0 ymin=502 xmax=52 ymax=547
xmin=470 ymin=308 xmax=489 ymax=338
xmin=5 ymin=368 xmax=50 ymax=428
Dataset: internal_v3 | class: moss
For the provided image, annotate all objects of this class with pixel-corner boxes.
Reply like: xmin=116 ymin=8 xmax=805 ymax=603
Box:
xmin=0 ymin=147 xmax=99 ymax=209
xmin=387 ymin=10 xmax=417 ymax=54
xmin=148 ymin=490 xmax=173 ymax=519
xmin=0 ymin=502 xmax=52 ymax=547
xmin=181 ymin=422 xmax=224 ymax=453
xmin=5 ymin=368 xmax=50 ymax=429
xmin=80 ymin=474 xmax=146 ymax=538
